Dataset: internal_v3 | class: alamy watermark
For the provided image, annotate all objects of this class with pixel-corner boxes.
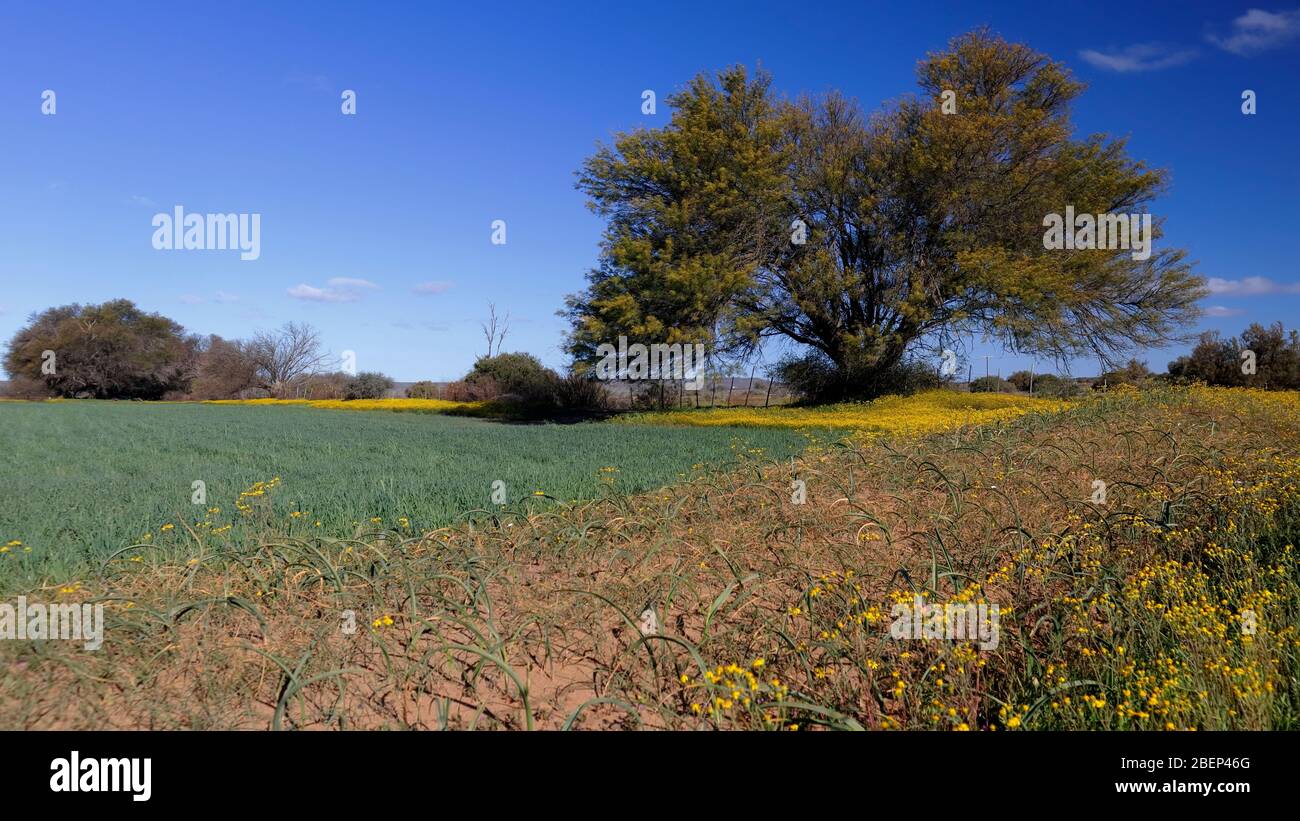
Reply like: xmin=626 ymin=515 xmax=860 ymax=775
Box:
xmin=151 ymin=206 xmax=261 ymax=261
xmin=889 ymin=594 xmax=1000 ymax=650
xmin=1 ymin=597 xmax=104 ymax=651
xmin=1042 ymin=206 xmax=1151 ymax=261
xmin=594 ymin=336 xmax=706 ymax=389
xmin=50 ymin=751 xmax=151 ymax=801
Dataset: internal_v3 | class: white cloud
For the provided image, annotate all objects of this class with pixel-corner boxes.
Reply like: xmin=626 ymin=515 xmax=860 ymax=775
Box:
xmin=127 ymin=195 xmax=157 ymax=207
xmin=288 ymin=278 xmax=378 ymax=303
xmin=1206 ymin=276 xmax=1300 ymax=296
xmin=288 ymin=284 xmax=353 ymax=303
xmin=1208 ymin=8 xmax=1300 ymax=55
xmin=412 ymin=281 xmax=453 ymax=295
xmin=1204 ymin=305 xmax=1247 ymax=317
xmin=1079 ymin=43 xmax=1198 ymax=72
xmin=326 ymin=277 xmax=378 ymax=290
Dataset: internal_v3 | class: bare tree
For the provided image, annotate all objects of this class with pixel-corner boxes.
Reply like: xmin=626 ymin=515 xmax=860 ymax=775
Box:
xmin=248 ymin=322 xmax=330 ymax=397
xmin=481 ymin=302 xmax=511 ymax=358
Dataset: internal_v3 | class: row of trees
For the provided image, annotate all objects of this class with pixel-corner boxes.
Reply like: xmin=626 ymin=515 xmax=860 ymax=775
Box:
xmin=941 ymin=322 xmax=1300 ymax=395
xmin=0 ymin=299 xmax=609 ymax=409
xmin=2 ymin=299 xmax=394 ymax=400
xmin=1169 ymin=322 xmax=1300 ymax=390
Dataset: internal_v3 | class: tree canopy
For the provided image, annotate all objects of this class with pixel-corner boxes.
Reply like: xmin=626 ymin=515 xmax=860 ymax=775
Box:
xmin=564 ymin=29 xmax=1206 ymax=398
xmin=1169 ymin=322 xmax=1300 ymax=390
xmin=4 ymin=299 xmax=197 ymax=399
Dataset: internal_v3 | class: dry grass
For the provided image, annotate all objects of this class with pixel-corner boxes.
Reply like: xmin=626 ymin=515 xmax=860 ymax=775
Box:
xmin=3 ymin=385 xmax=1298 ymax=730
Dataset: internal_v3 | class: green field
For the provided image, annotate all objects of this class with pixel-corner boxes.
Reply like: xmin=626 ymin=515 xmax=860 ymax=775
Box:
xmin=0 ymin=401 xmax=812 ymax=586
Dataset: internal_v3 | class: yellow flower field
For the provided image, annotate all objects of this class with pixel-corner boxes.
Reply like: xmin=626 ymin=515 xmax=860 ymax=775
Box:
xmin=204 ymin=397 xmax=486 ymax=413
xmin=620 ymin=389 xmax=1067 ymax=435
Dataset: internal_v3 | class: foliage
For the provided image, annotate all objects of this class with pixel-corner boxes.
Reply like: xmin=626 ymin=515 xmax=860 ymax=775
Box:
xmin=190 ymin=335 xmax=260 ymax=400
xmin=1029 ymin=373 xmax=1083 ymax=398
xmin=564 ymin=29 xmax=1205 ymax=389
xmin=969 ymin=375 xmax=1010 ymax=393
xmin=553 ymin=371 xmax=612 ymax=411
xmin=1007 ymin=370 xmax=1034 ymax=391
xmin=465 ymin=352 xmax=560 ymax=405
xmin=1096 ymin=358 xmax=1155 ymax=390
xmin=1 ymin=375 xmax=53 ymax=399
xmin=344 ymin=371 xmax=394 ymax=400
xmin=444 ymin=377 xmax=500 ymax=402
xmin=1168 ymin=322 xmax=1300 ymax=390
xmin=2 ymin=299 xmax=197 ymax=399
xmin=406 ymin=380 xmax=441 ymax=399
xmin=294 ymin=372 xmax=350 ymax=399
xmin=771 ymin=350 xmax=943 ymax=402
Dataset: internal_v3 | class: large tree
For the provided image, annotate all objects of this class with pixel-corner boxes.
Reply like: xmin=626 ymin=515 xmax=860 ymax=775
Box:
xmin=246 ymin=322 xmax=331 ymax=397
xmin=3 ymin=299 xmax=198 ymax=399
xmin=564 ymin=30 xmax=1206 ymax=397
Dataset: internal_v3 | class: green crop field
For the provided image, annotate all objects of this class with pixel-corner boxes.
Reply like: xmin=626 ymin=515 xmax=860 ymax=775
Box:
xmin=0 ymin=401 xmax=812 ymax=587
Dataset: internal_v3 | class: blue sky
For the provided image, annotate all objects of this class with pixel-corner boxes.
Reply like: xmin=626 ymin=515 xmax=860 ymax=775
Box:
xmin=2 ymin=0 xmax=1298 ymax=380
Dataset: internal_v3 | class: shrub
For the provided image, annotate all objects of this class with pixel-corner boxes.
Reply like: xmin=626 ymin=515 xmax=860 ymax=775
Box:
xmin=969 ymin=376 xmax=1011 ymax=393
xmin=1095 ymin=359 xmax=1154 ymax=390
xmin=771 ymin=351 xmax=942 ymax=403
xmin=1 ymin=376 xmax=54 ymax=399
xmin=344 ymin=371 xmax=394 ymax=400
xmin=297 ymin=372 xmax=350 ymax=399
xmin=444 ymin=377 xmax=500 ymax=402
xmin=554 ymin=372 xmax=611 ymax=411
xmin=1029 ymin=373 xmax=1084 ymax=398
xmin=465 ymin=353 xmax=559 ymax=405
xmin=406 ymin=380 xmax=440 ymax=399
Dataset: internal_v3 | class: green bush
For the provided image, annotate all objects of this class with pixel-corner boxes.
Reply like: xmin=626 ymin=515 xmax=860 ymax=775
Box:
xmin=1094 ymin=359 xmax=1154 ymax=391
xmin=344 ymin=371 xmax=394 ymax=400
xmin=406 ymin=380 xmax=440 ymax=399
xmin=465 ymin=353 xmax=559 ymax=405
xmin=969 ymin=376 xmax=1011 ymax=393
xmin=1029 ymin=373 xmax=1084 ymax=398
